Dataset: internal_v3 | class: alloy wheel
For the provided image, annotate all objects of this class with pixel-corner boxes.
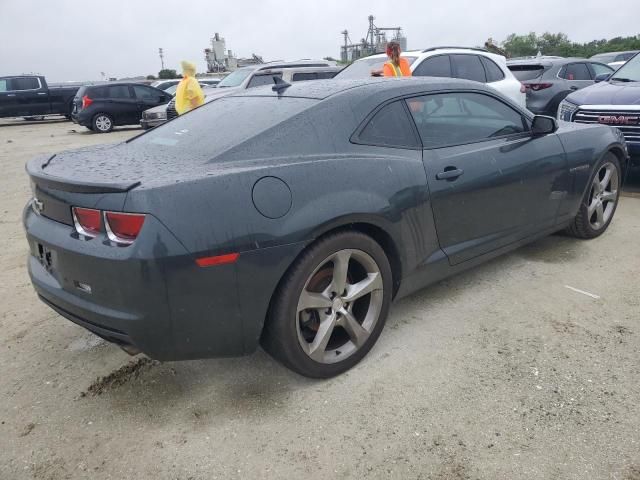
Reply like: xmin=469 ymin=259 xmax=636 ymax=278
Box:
xmin=95 ymin=115 xmax=112 ymax=132
xmin=587 ymin=161 xmax=619 ymax=230
xmin=296 ymin=249 xmax=384 ymax=364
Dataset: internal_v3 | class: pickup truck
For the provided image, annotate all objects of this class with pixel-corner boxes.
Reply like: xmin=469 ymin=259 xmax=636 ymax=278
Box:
xmin=0 ymin=75 xmax=81 ymax=119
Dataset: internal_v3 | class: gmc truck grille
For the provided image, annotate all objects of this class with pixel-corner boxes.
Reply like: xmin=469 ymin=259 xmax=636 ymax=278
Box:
xmin=574 ymin=109 xmax=640 ymax=144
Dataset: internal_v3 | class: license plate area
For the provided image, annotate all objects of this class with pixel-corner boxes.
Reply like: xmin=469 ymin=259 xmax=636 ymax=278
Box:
xmin=36 ymin=242 xmax=55 ymax=273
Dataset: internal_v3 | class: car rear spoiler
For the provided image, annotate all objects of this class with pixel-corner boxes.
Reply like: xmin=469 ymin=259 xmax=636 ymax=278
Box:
xmin=26 ymin=156 xmax=140 ymax=193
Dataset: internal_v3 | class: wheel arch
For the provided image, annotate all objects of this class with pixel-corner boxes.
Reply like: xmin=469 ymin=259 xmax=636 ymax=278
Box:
xmin=607 ymin=145 xmax=629 ymax=182
xmin=260 ymin=218 xmax=404 ymax=347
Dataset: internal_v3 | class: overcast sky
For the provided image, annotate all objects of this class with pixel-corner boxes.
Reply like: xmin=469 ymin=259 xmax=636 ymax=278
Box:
xmin=1 ymin=0 xmax=638 ymax=81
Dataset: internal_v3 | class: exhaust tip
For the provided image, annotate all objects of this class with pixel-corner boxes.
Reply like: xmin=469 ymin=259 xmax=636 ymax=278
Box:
xmin=119 ymin=344 xmax=141 ymax=356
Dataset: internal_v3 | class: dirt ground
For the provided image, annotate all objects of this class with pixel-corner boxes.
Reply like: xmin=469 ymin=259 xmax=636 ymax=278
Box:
xmin=1 ymin=118 xmax=639 ymax=480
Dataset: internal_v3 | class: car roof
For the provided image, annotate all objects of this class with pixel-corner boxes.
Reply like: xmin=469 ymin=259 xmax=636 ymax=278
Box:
xmin=507 ymin=57 xmax=588 ymax=67
xmin=229 ymin=77 xmax=492 ymax=101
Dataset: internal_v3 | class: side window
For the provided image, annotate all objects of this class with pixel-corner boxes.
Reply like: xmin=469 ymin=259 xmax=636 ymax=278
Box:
xmin=413 ymin=55 xmax=452 ymax=78
xmin=0 ymin=79 xmax=8 ymax=92
xmin=480 ymin=57 xmax=505 ymax=82
xmin=589 ymin=63 xmax=613 ymax=77
xmin=451 ymin=55 xmax=486 ymax=82
xmin=291 ymin=72 xmax=318 ymax=82
xmin=406 ymin=92 xmax=527 ymax=149
xmin=247 ymin=73 xmax=282 ymax=88
xmin=107 ymin=85 xmax=132 ymax=99
xmin=563 ymin=63 xmax=592 ymax=80
xmin=357 ymin=100 xmax=419 ymax=148
xmin=10 ymin=77 xmax=40 ymax=91
xmin=133 ymin=85 xmax=159 ymax=100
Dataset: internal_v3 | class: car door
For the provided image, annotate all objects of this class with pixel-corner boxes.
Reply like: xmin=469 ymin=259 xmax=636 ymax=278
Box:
xmin=133 ymin=85 xmax=170 ymax=118
xmin=106 ymin=85 xmax=137 ymax=125
xmin=406 ymin=91 xmax=567 ymax=265
xmin=4 ymin=77 xmax=49 ymax=116
xmin=0 ymin=78 xmax=18 ymax=117
xmin=450 ymin=54 xmax=487 ymax=83
xmin=559 ymin=62 xmax=593 ymax=93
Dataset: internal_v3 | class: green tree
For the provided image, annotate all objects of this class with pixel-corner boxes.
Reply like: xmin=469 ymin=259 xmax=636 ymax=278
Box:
xmin=158 ymin=69 xmax=178 ymax=79
xmin=502 ymin=32 xmax=538 ymax=58
xmin=146 ymin=74 xmax=156 ymax=80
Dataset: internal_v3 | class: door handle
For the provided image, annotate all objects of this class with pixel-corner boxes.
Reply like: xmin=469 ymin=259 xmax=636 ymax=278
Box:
xmin=7 ymin=94 xmax=16 ymax=97
xmin=37 ymin=92 xmax=47 ymax=95
xmin=436 ymin=168 xmax=464 ymax=181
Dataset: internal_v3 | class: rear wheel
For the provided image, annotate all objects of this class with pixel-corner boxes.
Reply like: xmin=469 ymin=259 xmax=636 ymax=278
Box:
xmin=92 ymin=113 xmax=113 ymax=133
xmin=262 ymin=231 xmax=392 ymax=378
xmin=566 ymin=152 xmax=621 ymax=239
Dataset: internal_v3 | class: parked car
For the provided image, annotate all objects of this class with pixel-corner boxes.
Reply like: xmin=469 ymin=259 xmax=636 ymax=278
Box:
xmin=590 ymin=50 xmax=639 ymax=70
xmin=71 ymin=83 xmax=172 ymax=133
xmin=507 ymin=57 xmax=614 ymax=116
xmin=0 ymin=75 xmax=81 ymax=119
xmin=24 ymin=78 xmax=628 ymax=377
xmin=558 ymin=51 xmax=640 ymax=165
xmin=149 ymin=79 xmax=182 ymax=91
xmin=141 ymin=61 xmax=341 ymax=128
xmin=335 ymin=47 xmax=526 ymax=109
xmin=198 ymin=78 xmax=221 ymax=87
xmin=140 ymin=85 xmax=217 ymax=129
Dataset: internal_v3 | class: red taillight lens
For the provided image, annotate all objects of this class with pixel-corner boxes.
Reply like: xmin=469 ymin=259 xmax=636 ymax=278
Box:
xmin=81 ymin=95 xmax=93 ymax=109
xmin=104 ymin=212 xmax=146 ymax=244
xmin=72 ymin=207 xmax=101 ymax=237
xmin=524 ymin=83 xmax=553 ymax=91
xmin=520 ymin=83 xmax=526 ymax=94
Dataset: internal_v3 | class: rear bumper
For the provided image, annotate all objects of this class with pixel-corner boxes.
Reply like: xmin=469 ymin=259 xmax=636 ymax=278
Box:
xmin=140 ymin=117 xmax=166 ymax=129
xmin=23 ymin=202 xmax=253 ymax=360
xmin=23 ymin=200 xmax=307 ymax=360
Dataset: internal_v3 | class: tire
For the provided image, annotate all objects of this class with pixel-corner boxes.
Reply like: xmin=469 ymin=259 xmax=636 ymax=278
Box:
xmin=92 ymin=113 xmax=114 ymax=133
xmin=262 ymin=231 xmax=393 ymax=378
xmin=565 ymin=152 xmax=621 ymax=239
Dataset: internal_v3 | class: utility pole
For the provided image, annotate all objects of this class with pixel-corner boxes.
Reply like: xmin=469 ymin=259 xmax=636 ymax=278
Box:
xmin=158 ymin=48 xmax=165 ymax=70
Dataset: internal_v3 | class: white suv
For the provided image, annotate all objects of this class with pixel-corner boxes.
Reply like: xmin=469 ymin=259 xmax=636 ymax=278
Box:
xmin=336 ymin=47 xmax=526 ymax=109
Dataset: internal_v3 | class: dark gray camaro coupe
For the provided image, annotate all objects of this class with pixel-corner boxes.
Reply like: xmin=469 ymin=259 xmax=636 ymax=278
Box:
xmin=24 ymin=78 xmax=628 ymax=377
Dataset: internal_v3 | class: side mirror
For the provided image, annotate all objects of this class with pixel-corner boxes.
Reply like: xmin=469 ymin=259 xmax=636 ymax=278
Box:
xmin=594 ymin=73 xmax=611 ymax=83
xmin=531 ymin=115 xmax=558 ymax=136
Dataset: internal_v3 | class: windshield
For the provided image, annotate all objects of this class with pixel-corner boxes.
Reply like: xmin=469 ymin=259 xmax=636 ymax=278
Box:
xmin=217 ymin=68 xmax=255 ymax=87
xmin=336 ymin=56 xmax=417 ymax=79
xmin=610 ymin=53 xmax=640 ymax=82
xmin=132 ymin=96 xmax=316 ymax=161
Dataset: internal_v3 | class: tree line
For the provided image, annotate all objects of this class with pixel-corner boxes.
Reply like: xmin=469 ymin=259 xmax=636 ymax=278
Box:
xmin=500 ymin=32 xmax=640 ymax=58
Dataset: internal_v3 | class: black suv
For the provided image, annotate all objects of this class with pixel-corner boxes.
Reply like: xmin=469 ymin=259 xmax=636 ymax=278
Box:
xmin=71 ymin=83 xmax=171 ymax=133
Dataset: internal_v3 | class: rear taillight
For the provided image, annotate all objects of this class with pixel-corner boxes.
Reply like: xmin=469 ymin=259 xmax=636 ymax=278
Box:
xmin=72 ymin=207 xmax=101 ymax=237
xmin=520 ymin=83 xmax=526 ymax=94
xmin=524 ymin=83 xmax=553 ymax=91
xmin=81 ymin=95 xmax=93 ymax=109
xmin=71 ymin=207 xmax=145 ymax=245
xmin=104 ymin=212 xmax=146 ymax=245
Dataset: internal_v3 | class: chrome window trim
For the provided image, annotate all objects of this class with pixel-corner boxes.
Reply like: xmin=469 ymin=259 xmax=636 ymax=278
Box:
xmin=7 ymin=76 xmax=43 ymax=92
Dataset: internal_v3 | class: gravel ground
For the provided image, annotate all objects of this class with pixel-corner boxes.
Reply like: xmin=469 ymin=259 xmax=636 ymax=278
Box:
xmin=1 ymin=118 xmax=639 ymax=480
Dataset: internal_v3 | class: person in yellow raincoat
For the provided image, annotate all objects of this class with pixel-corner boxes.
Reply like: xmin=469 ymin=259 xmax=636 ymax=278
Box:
xmin=175 ymin=61 xmax=205 ymax=115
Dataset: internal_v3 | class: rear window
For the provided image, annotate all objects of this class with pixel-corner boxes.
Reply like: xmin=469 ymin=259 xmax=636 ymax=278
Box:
xmin=507 ymin=64 xmax=545 ymax=81
xmin=336 ymin=56 xmax=417 ymax=79
xmin=132 ymin=96 xmax=316 ymax=160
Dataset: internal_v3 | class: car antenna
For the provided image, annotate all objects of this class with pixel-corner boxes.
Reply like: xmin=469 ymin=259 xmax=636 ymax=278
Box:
xmin=272 ymin=76 xmax=291 ymax=93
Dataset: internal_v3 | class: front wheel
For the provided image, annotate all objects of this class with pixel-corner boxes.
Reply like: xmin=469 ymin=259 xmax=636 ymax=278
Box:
xmin=92 ymin=113 xmax=113 ymax=133
xmin=566 ymin=152 xmax=621 ymax=239
xmin=262 ymin=231 xmax=392 ymax=378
